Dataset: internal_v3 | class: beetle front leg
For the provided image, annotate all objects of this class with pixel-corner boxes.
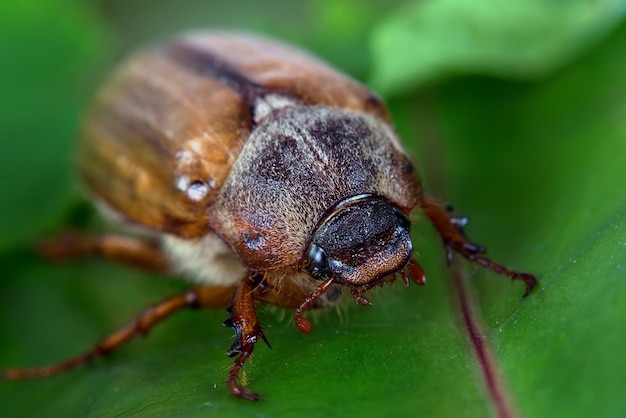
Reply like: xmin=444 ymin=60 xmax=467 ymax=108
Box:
xmin=222 ymin=275 xmax=270 ymax=401
xmin=420 ymin=196 xmax=537 ymax=297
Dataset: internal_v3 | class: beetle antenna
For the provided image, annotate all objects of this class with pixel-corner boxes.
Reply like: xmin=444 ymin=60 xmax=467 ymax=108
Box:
xmin=293 ymin=278 xmax=335 ymax=334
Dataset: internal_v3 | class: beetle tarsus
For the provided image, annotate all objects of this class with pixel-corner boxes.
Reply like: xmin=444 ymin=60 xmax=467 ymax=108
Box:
xmin=227 ymin=350 xmax=262 ymax=401
xmin=453 ymin=243 xmax=537 ymax=297
xmin=421 ymin=196 xmax=537 ymax=297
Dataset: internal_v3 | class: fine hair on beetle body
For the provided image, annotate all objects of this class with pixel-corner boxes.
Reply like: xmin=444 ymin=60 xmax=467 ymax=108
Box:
xmin=2 ymin=30 xmax=537 ymax=401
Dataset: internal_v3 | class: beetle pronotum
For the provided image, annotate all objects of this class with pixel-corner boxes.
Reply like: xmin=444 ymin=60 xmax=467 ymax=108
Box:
xmin=2 ymin=31 xmax=536 ymax=400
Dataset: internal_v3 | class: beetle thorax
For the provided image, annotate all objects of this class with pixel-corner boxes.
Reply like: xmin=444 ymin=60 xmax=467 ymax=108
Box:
xmin=209 ymin=105 xmax=420 ymax=272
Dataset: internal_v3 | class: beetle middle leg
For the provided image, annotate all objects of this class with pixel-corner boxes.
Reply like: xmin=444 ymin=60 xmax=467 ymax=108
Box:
xmin=3 ymin=285 xmax=234 ymax=380
xmin=420 ymin=196 xmax=537 ymax=297
xmin=38 ymin=232 xmax=169 ymax=273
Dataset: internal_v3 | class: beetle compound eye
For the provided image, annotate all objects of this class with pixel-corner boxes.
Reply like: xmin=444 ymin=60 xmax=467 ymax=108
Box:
xmin=306 ymin=244 xmax=333 ymax=280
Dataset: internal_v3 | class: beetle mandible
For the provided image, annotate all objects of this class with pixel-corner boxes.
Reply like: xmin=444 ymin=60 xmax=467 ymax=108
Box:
xmin=2 ymin=31 xmax=536 ymax=401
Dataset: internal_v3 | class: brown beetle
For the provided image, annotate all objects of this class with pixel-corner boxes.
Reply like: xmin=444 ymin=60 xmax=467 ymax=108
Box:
xmin=2 ymin=31 xmax=536 ymax=400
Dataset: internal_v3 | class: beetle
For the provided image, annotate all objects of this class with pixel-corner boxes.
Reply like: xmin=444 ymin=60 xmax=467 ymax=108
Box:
xmin=2 ymin=31 xmax=536 ymax=401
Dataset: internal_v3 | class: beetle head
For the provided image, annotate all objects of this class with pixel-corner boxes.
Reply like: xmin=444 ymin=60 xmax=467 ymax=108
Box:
xmin=305 ymin=195 xmax=412 ymax=287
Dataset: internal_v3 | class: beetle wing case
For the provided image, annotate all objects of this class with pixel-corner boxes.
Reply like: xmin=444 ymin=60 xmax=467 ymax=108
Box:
xmin=80 ymin=32 xmax=395 ymax=239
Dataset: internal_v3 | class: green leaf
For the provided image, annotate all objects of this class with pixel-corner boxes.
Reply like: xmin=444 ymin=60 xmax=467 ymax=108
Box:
xmin=370 ymin=0 xmax=626 ymax=94
xmin=0 ymin=0 xmax=108 ymax=249
xmin=1 ymin=2 xmax=625 ymax=418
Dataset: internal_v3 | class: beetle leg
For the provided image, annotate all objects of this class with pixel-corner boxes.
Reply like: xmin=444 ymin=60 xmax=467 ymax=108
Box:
xmin=222 ymin=275 xmax=269 ymax=401
xmin=2 ymin=285 xmax=234 ymax=380
xmin=37 ymin=232 xmax=168 ymax=273
xmin=421 ymin=196 xmax=537 ymax=297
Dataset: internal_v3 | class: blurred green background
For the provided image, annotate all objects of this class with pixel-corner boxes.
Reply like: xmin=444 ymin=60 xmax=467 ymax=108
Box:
xmin=1 ymin=1 xmax=625 ymax=417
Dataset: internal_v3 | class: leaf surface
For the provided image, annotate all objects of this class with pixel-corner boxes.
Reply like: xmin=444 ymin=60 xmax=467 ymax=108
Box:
xmin=1 ymin=2 xmax=624 ymax=417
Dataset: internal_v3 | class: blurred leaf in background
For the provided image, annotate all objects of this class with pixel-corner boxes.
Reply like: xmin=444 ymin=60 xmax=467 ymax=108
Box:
xmin=371 ymin=0 xmax=626 ymax=94
xmin=1 ymin=1 xmax=625 ymax=417
xmin=0 ymin=0 xmax=107 ymax=249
